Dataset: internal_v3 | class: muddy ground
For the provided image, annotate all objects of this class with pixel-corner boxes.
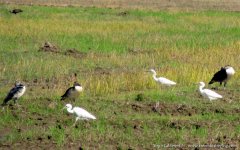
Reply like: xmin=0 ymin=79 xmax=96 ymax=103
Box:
xmin=0 ymin=89 xmax=239 ymax=149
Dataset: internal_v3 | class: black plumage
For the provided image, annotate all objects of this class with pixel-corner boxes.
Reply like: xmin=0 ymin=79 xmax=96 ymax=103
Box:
xmin=2 ymin=83 xmax=26 ymax=106
xmin=208 ymin=66 xmax=233 ymax=87
xmin=10 ymin=9 xmax=23 ymax=14
xmin=209 ymin=67 xmax=227 ymax=85
xmin=61 ymin=82 xmax=82 ymax=101
xmin=61 ymin=87 xmax=75 ymax=101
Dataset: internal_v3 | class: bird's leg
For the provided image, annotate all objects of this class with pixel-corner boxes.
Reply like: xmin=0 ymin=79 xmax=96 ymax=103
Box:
xmin=224 ymin=82 xmax=227 ymax=87
xmin=72 ymin=117 xmax=79 ymax=127
xmin=217 ymin=82 xmax=222 ymax=89
xmin=14 ymin=99 xmax=18 ymax=107
xmin=223 ymin=82 xmax=227 ymax=90
xmin=14 ymin=99 xmax=21 ymax=108
xmin=72 ymin=122 xmax=76 ymax=127
xmin=212 ymin=86 xmax=218 ymax=90
xmin=72 ymin=121 xmax=76 ymax=127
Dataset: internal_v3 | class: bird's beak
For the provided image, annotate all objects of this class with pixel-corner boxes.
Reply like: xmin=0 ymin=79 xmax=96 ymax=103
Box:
xmin=62 ymin=107 xmax=66 ymax=110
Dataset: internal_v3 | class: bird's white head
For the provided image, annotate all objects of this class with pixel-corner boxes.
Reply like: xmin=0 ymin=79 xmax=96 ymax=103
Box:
xmin=224 ymin=66 xmax=235 ymax=76
xmin=65 ymin=104 xmax=72 ymax=109
xmin=15 ymin=81 xmax=21 ymax=86
xmin=199 ymin=82 xmax=205 ymax=87
xmin=73 ymin=82 xmax=83 ymax=92
xmin=149 ymin=69 xmax=157 ymax=75
xmin=14 ymin=81 xmax=25 ymax=89
xmin=63 ymin=104 xmax=74 ymax=114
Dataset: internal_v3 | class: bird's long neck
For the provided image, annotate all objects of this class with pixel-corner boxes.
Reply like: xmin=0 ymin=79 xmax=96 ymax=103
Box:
xmin=67 ymin=108 xmax=74 ymax=114
xmin=152 ymin=72 xmax=158 ymax=81
xmin=199 ymin=85 xmax=204 ymax=94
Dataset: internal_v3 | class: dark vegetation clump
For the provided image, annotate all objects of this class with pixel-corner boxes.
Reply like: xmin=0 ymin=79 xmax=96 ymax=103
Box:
xmin=117 ymin=11 xmax=129 ymax=16
xmin=135 ymin=93 xmax=145 ymax=101
xmin=39 ymin=42 xmax=59 ymax=53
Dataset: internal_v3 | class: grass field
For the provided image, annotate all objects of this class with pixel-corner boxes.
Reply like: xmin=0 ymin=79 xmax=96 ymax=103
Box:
xmin=1 ymin=0 xmax=240 ymax=11
xmin=0 ymin=3 xmax=240 ymax=149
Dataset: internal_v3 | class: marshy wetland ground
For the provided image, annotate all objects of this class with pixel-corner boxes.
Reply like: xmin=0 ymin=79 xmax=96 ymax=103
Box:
xmin=0 ymin=1 xmax=240 ymax=149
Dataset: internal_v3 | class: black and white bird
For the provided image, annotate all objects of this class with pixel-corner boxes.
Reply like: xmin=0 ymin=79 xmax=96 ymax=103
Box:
xmin=10 ymin=9 xmax=23 ymax=14
xmin=61 ymin=82 xmax=83 ymax=101
xmin=209 ymin=65 xmax=235 ymax=87
xmin=1 ymin=82 xmax=26 ymax=106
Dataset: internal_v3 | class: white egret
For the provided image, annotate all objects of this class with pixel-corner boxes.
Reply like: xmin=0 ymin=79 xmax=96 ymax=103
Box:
xmin=1 ymin=82 xmax=26 ymax=106
xmin=199 ymin=82 xmax=223 ymax=101
xmin=61 ymin=82 xmax=83 ymax=101
xmin=63 ymin=104 xmax=96 ymax=126
xmin=149 ymin=69 xmax=176 ymax=86
xmin=209 ymin=65 xmax=235 ymax=87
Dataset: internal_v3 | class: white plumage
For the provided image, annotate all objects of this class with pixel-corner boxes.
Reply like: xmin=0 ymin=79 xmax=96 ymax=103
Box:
xmin=199 ymin=82 xmax=223 ymax=101
xmin=64 ymin=104 xmax=96 ymax=126
xmin=225 ymin=66 xmax=235 ymax=81
xmin=209 ymin=65 xmax=235 ymax=87
xmin=149 ymin=69 xmax=176 ymax=86
xmin=1 ymin=82 xmax=26 ymax=106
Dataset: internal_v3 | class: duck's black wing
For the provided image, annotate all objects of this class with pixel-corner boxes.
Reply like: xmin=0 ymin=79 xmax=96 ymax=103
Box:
xmin=2 ymin=86 xmax=22 ymax=105
xmin=209 ymin=68 xmax=227 ymax=84
xmin=61 ymin=87 xmax=74 ymax=100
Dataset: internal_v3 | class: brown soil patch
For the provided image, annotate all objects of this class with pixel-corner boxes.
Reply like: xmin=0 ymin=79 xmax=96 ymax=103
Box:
xmin=130 ymin=102 xmax=199 ymax=116
xmin=39 ymin=42 xmax=87 ymax=59
xmin=39 ymin=41 xmax=59 ymax=53
xmin=0 ymin=128 xmax=11 ymax=144
xmin=117 ymin=11 xmax=129 ymax=16
xmin=64 ymin=48 xmax=86 ymax=58
xmin=130 ymin=101 xmax=240 ymax=116
xmin=128 ymin=48 xmax=153 ymax=54
xmin=93 ymin=67 xmax=111 ymax=75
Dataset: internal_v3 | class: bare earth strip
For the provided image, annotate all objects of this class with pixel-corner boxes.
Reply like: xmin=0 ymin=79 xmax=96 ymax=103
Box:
xmin=0 ymin=0 xmax=240 ymax=11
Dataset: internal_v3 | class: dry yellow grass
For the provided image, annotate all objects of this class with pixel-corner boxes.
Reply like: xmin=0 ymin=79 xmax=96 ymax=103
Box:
xmin=1 ymin=0 xmax=240 ymax=11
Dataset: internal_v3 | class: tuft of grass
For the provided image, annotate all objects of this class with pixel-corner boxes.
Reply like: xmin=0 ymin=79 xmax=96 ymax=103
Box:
xmin=49 ymin=126 xmax=66 ymax=146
